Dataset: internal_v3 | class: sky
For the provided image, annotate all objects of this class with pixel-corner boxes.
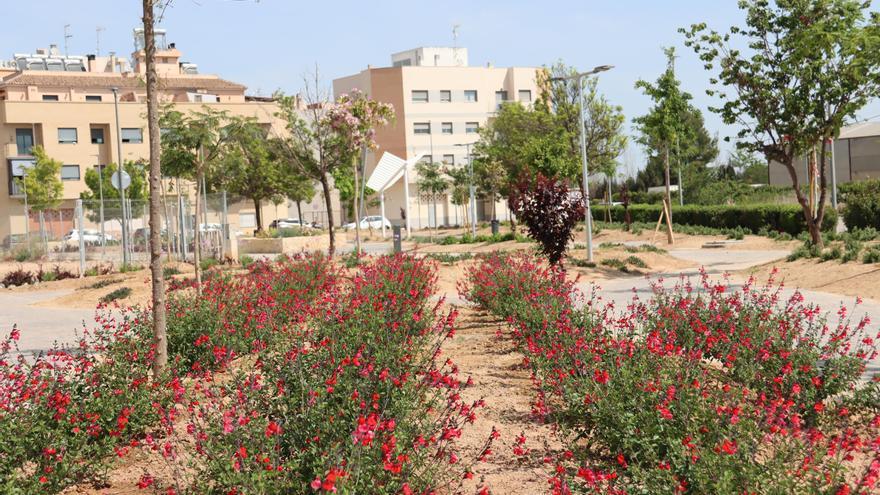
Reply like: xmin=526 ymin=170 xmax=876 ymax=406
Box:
xmin=3 ymin=0 xmax=879 ymax=175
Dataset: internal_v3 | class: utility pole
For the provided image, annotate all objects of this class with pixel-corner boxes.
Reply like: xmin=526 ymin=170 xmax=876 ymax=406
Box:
xmin=96 ymin=27 xmax=105 ymax=56
xmin=454 ymin=142 xmax=478 ymax=239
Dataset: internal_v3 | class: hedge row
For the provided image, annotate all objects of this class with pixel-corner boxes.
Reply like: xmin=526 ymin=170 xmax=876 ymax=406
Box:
xmin=607 ymin=203 xmax=837 ymax=235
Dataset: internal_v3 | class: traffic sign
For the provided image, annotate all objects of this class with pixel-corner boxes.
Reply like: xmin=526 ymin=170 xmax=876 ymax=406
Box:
xmin=110 ymin=170 xmax=131 ymax=190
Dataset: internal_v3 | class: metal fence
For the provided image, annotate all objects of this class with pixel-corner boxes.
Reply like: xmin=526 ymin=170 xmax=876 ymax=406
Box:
xmin=3 ymin=192 xmax=236 ymax=269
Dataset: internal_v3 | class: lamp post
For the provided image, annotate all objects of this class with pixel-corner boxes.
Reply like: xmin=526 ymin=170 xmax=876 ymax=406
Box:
xmin=550 ymin=65 xmax=614 ymax=263
xmin=112 ymin=87 xmax=130 ymax=266
xmin=454 ymin=142 xmax=477 ymax=238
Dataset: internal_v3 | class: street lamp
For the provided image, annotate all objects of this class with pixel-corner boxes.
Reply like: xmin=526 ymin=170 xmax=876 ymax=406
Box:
xmin=111 ymin=87 xmax=130 ymax=266
xmin=454 ymin=142 xmax=477 ymax=238
xmin=550 ymin=65 xmax=614 ymax=263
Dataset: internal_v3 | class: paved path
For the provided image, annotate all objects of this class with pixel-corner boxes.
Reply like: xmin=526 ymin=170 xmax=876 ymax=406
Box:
xmin=576 ymin=248 xmax=880 ymax=378
xmin=0 ymin=290 xmax=95 ymax=357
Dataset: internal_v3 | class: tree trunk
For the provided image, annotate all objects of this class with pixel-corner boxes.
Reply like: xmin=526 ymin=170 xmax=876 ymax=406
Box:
xmin=142 ymin=0 xmax=167 ymax=375
xmin=320 ymin=174 xmax=335 ymax=256
xmin=353 ymin=154 xmax=362 ymax=255
xmin=664 ymin=146 xmax=672 ymax=225
xmin=296 ymin=200 xmax=303 ymax=223
xmin=254 ymin=198 xmax=264 ymax=233
xmin=783 ymin=155 xmax=824 ymax=248
xmin=193 ymin=172 xmax=203 ymax=294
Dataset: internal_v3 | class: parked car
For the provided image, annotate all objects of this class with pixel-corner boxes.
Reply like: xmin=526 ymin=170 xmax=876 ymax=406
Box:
xmin=343 ymin=216 xmax=392 ymax=231
xmin=62 ymin=229 xmax=113 ymax=245
xmin=270 ymin=218 xmax=313 ymax=230
xmin=199 ymin=223 xmax=223 ymax=233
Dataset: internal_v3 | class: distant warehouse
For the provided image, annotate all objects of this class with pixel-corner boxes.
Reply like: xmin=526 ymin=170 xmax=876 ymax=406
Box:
xmin=769 ymin=122 xmax=880 ymax=186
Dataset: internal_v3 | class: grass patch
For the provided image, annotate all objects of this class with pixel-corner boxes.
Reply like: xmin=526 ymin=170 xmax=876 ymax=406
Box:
xmin=863 ymin=246 xmax=880 ymax=264
xmin=600 ymin=258 xmax=629 ymax=272
xmin=571 ymin=258 xmax=597 ymax=268
xmin=163 ymin=266 xmax=181 ymax=279
xmin=423 ymin=253 xmax=474 ymax=265
xmin=100 ymin=287 xmax=131 ymax=303
xmin=624 ymin=255 xmax=648 ymax=268
xmin=199 ymin=257 xmax=220 ymax=271
xmin=119 ymin=263 xmax=143 ymax=273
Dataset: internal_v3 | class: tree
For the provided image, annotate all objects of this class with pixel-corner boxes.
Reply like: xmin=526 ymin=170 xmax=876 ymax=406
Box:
xmin=141 ymin=0 xmax=166 ymax=374
xmin=542 ymin=63 xmax=628 ymax=192
xmin=17 ymin=145 xmax=63 ymax=247
xmin=682 ymin=0 xmax=880 ymax=247
xmin=217 ymin=118 xmax=290 ymax=231
xmin=80 ymin=161 xmax=149 ymax=223
xmin=473 ymin=158 xmax=506 ymax=221
xmin=159 ymin=105 xmax=232 ymax=289
xmin=508 ymin=173 xmax=584 ymax=265
xmin=276 ymin=81 xmax=393 ymax=255
xmin=634 ymin=48 xmax=718 ymax=219
xmin=444 ymin=164 xmax=471 ymax=227
xmin=415 ymin=161 xmax=449 ymax=241
xmin=286 ymin=173 xmax=316 ymax=224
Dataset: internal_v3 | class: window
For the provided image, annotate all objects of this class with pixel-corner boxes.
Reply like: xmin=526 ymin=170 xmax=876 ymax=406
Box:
xmin=442 ymin=154 xmax=455 ymax=165
xmin=85 ymin=95 xmax=102 ymax=102
xmin=441 ymin=122 xmax=453 ymax=134
xmin=61 ymin=164 xmax=80 ymax=181
xmin=411 ymin=90 xmax=429 ymax=103
xmin=495 ymin=90 xmax=508 ymax=102
xmin=8 ymin=158 xmax=32 ymax=195
xmin=15 ymin=129 xmax=34 ymax=155
xmin=121 ymin=128 xmax=143 ymax=143
xmin=413 ymin=122 xmax=431 ymax=134
xmin=90 ymin=128 xmax=105 ymax=144
xmin=42 ymin=94 xmax=59 ymax=101
xmin=465 ymin=122 xmax=480 ymax=134
xmin=240 ymin=212 xmax=256 ymax=228
xmin=464 ymin=90 xmax=478 ymax=102
xmin=419 ymin=155 xmax=433 ymax=164
xmin=440 ymin=90 xmax=452 ymax=102
xmin=58 ymin=128 xmax=78 ymax=144
xmin=519 ymin=90 xmax=532 ymax=103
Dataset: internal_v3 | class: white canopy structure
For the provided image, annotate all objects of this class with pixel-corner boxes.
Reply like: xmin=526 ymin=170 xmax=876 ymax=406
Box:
xmin=366 ymin=151 xmax=424 ymax=238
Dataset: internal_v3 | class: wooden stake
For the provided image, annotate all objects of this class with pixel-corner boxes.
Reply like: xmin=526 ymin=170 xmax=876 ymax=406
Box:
xmin=652 ymin=205 xmax=665 ymax=244
xmin=663 ymin=198 xmax=675 ymax=245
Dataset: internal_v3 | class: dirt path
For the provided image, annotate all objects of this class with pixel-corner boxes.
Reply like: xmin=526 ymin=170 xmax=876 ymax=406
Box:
xmin=446 ymin=303 xmax=561 ymax=494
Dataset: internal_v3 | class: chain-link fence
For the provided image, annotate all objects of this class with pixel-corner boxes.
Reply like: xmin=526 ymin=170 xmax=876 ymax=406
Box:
xmin=2 ymin=192 xmax=239 ymax=269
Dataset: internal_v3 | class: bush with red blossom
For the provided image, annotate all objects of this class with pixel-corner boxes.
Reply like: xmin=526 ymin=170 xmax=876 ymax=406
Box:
xmin=462 ymin=253 xmax=880 ymax=494
xmin=508 ymin=173 xmax=585 ymax=265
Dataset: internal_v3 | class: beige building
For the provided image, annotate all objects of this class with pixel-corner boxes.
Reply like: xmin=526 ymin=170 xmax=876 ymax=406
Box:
xmin=333 ymin=47 xmax=539 ymax=229
xmin=0 ymin=29 xmax=331 ymax=245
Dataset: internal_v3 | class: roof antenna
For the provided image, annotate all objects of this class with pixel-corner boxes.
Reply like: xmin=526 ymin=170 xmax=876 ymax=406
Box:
xmin=452 ymin=24 xmax=461 ymax=66
xmin=96 ymin=26 xmax=105 ymax=56
xmin=64 ymin=24 xmax=73 ymax=57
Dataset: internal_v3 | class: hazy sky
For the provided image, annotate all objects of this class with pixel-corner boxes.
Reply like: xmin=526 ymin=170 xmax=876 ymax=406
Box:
xmin=4 ymin=0 xmax=879 ymax=173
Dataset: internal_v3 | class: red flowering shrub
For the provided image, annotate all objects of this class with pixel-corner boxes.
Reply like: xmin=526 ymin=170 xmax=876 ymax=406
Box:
xmin=155 ymin=254 xmax=483 ymax=494
xmin=0 ymin=310 xmax=175 ymax=493
xmin=508 ymin=174 xmax=585 ymax=265
xmin=462 ymin=253 xmax=880 ymax=494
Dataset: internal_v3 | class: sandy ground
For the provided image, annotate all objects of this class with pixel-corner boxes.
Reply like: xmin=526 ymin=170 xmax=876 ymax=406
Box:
xmin=743 ymin=258 xmax=880 ymax=302
xmin=447 ymin=303 xmax=563 ymax=494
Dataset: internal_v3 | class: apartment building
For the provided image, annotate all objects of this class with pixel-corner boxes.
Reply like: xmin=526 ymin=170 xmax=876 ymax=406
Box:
xmin=333 ymin=47 xmax=539 ymax=229
xmin=0 ymin=29 xmax=316 ymax=243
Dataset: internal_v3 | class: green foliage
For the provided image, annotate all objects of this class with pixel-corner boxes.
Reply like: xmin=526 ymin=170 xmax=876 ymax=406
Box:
xmin=199 ymin=257 xmax=220 ymax=272
xmin=682 ymin=0 xmax=880 ymax=242
xmin=162 ymin=266 xmax=181 ymax=279
xmin=272 ymin=227 xmax=318 ymax=238
xmin=691 ymin=181 xmax=792 ymax=206
xmin=863 ymin=246 xmax=880 ymax=264
xmin=118 ymin=263 xmax=143 ymax=273
xmin=423 ymin=252 xmax=473 ymax=265
xmin=82 ymin=278 xmax=123 ymax=290
xmin=819 ymin=246 xmax=842 ymax=262
xmin=571 ymin=258 xmax=596 ymax=268
xmin=839 ymin=179 xmax=880 ymax=231
xmin=841 ymin=238 xmax=863 ymax=263
xmin=100 ymin=287 xmax=131 ymax=303
xmin=607 ymin=203 xmax=837 ymax=235
xmin=788 ymin=241 xmax=822 ymax=262
xmin=83 ymin=263 xmax=113 ymax=277
xmin=15 ymin=146 xmax=63 ymax=212
xmin=80 ymin=160 xmax=149 ymax=222
xmin=239 ymin=255 xmax=255 ymax=269
xmin=633 ymin=48 xmax=719 ymax=200
xmin=624 ymin=255 xmax=648 ymax=268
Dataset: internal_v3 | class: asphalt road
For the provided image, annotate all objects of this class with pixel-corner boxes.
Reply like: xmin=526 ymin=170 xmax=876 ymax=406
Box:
xmin=0 ymin=290 xmax=95 ymax=357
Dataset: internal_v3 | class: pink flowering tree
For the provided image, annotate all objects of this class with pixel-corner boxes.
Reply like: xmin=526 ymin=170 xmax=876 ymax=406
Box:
xmin=277 ymin=83 xmax=393 ymax=256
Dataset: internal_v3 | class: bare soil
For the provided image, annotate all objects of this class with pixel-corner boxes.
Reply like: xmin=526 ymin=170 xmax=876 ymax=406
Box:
xmin=743 ymin=257 xmax=880 ymax=302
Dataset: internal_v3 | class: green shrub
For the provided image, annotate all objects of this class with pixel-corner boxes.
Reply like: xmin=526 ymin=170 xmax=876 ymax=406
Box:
xmin=163 ymin=266 xmax=181 ymax=279
xmin=84 ymin=263 xmax=113 ymax=277
xmin=839 ymin=179 xmax=880 ymax=231
xmin=272 ymin=227 xmax=317 ymax=238
xmin=863 ymin=246 xmax=880 ymax=264
xmin=819 ymin=246 xmax=842 ymax=262
xmin=199 ymin=257 xmax=220 ymax=271
xmin=841 ymin=238 xmax=863 ymax=263
xmin=424 ymin=252 xmax=473 ymax=265
xmin=81 ymin=278 xmax=124 ymax=290
xmin=607 ymin=204 xmax=837 ymax=235
xmin=624 ymin=255 xmax=648 ymax=268
xmin=100 ymin=287 xmax=131 ymax=303
xmin=239 ymin=255 xmax=255 ymax=268
xmin=571 ymin=258 xmax=596 ymax=268
xmin=787 ymin=241 xmax=822 ymax=262
xmin=601 ymin=258 xmax=629 ymax=272
xmin=119 ymin=263 xmax=143 ymax=273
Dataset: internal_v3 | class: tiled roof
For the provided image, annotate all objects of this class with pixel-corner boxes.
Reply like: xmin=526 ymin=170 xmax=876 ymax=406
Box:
xmin=0 ymin=72 xmax=246 ymax=91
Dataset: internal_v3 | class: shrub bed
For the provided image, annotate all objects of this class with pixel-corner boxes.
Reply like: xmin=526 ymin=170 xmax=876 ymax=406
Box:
xmin=608 ymin=204 xmax=837 ymax=235
xmin=840 ymin=179 xmax=880 ymax=231
xmin=462 ymin=253 xmax=880 ymax=494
